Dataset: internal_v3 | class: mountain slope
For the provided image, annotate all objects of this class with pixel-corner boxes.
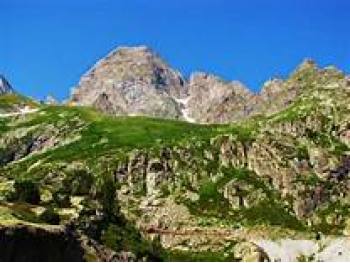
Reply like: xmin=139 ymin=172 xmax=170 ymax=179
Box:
xmin=1 ymin=55 xmax=350 ymax=260
xmin=0 ymin=76 xmax=38 ymax=114
xmin=185 ymin=72 xmax=253 ymax=123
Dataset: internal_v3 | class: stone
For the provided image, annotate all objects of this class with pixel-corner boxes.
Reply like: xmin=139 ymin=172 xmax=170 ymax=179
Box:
xmin=186 ymin=72 xmax=253 ymax=123
xmin=0 ymin=75 xmax=14 ymax=95
xmin=234 ymin=242 xmax=270 ymax=262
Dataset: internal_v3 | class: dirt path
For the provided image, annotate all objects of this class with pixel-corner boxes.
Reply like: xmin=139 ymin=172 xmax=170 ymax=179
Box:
xmin=141 ymin=226 xmax=244 ymax=237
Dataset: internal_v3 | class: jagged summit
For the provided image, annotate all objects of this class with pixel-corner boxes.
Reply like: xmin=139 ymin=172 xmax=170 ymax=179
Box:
xmin=298 ymin=58 xmax=317 ymax=68
xmin=0 ymin=75 xmax=14 ymax=95
xmin=69 ymin=45 xmax=347 ymax=124
xmin=71 ymin=45 xmax=186 ymax=119
xmin=185 ymin=72 xmax=253 ymax=123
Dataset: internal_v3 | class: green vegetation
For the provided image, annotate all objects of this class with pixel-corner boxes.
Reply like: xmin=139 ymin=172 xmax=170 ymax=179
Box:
xmin=0 ymin=64 xmax=349 ymax=260
xmin=312 ymin=201 xmax=350 ymax=235
xmin=39 ymin=206 xmax=60 ymax=225
xmin=306 ymin=131 xmax=349 ymax=156
xmin=238 ymin=200 xmax=306 ymax=231
xmin=0 ymin=118 xmax=9 ymax=134
xmin=0 ymin=94 xmax=38 ymax=112
xmin=162 ymin=249 xmax=233 ymax=262
xmin=1 ymin=105 xmax=256 ymax=179
xmin=181 ymin=167 xmax=305 ymax=231
xmin=0 ymin=203 xmax=42 ymax=225
xmin=101 ymin=223 xmax=162 ymax=260
xmin=9 ymin=178 xmax=40 ymax=205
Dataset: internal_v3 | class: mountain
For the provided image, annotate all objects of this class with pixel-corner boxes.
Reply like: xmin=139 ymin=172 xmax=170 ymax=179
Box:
xmin=71 ymin=46 xmax=186 ymax=119
xmin=70 ymin=47 xmax=338 ymax=125
xmin=0 ymin=75 xmax=38 ymax=114
xmin=1 ymin=51 xmax=350 ymax=261
xmin=0 ymin=75 xmax=14 ymax=95
xmin=185 ymin=72 xmax=253 ymax=123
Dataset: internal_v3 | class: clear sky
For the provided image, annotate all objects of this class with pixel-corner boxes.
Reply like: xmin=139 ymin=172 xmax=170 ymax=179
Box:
xmin=1 ymin=0 xmax=349 ymax=101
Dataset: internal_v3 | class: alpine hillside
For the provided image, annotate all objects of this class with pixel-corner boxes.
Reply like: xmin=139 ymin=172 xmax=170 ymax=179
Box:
xmin=0 ymin=46 xmax=350 ymax=261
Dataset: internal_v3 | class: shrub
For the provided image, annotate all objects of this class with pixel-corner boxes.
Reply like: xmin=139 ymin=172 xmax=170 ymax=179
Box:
xmin=39 ymin=207 xmax=60 ymax=224
xmin=11 ymin=179 xmax=40 ymax=204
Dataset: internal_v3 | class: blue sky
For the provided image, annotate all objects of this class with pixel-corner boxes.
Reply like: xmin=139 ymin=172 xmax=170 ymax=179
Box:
xmin=1 ymin=0 xmax=349 ymax=101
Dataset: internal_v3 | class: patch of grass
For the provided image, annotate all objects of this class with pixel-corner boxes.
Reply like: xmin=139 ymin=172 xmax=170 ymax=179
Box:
xmin=312 ymin=201 xmax=350 ymax=235
xmin=306 ymin=131 xmax=349 ymax=156
xmin=0 ymin=118 xmax=9 ymax=134
xmin=162 ymin=249 xmax=231 ymax=262
xmin=269 ymin=99 xmax=315 ymax=123
xmin=0 ymin=94 xmax=38 ymax=112
xmin=185 ymin=177 xmax=231 ymax=218
xmin=9 ymin=106 xmax=220 ymax=162
xmin=236 ymin=200 xmax=306 ymax=231
xmin=182 ymin=167 xmax=305 ymax=231
xmin=296 ymin=144 xmax=309 ymax=160
xmin=2 ymin=105 xmax=252 ymax=178
xmin=0 ymin=203 xmax=42 ymax=224
xmin=294 ymin=173 xmax=321 ymax=187
xmin=183 ymin=168 xmax=272 ymax=220
xmin=101 ymin=222 xmax=162 ymax=260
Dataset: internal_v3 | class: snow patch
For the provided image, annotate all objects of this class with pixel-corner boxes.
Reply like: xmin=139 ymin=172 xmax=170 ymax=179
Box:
xmin=254 ymin=239 xmax=318 ymax=261
xmin=174 ymin=97 xmax=196 ymax=123
xmin=253 ymin=238 xmax=350 ymax=262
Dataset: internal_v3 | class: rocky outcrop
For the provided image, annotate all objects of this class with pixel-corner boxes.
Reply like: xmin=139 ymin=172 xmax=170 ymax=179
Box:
xmin=0 ymin=224 xmax=85 ymax=261
xmin=0 ymin=75 xmax=14 ymax=95
xmin=185 ymin=72 xmax=253 ymax=123
xmin=71 ymin=46 xmax=185 ymax=119
xmin=234 ymin=241 xmax=270 ymax=262
xmin=0 ymin=223 xmax=136 ymax=262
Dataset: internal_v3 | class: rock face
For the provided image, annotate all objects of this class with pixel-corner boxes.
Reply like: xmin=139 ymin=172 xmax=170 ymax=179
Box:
xmin=185 ymin=72 xmax=253 ymax=123
xmin=235 ymin=242 xmax=270 ymax=262
xmin=0 ymin=75 xmax=14 ymax=95
xmin=71 ymin=46 xmax=186 ymax=119
xmin=71 ymin=46 xmax=329 ymax=124
xmin=0 ymin=225 xmax=85 ymax=261
xmin=249 ymin=59 xmax=318 ymax=116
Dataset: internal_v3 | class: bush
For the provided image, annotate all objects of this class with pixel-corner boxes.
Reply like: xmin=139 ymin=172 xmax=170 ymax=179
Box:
xmin=39 ymin=207 xmax=60 ymax=224
xmin=52 ymin=191 xmax=71 ymax=207
xmin=64 ymin=167 xmax=94 ymax=195
xmin=11 ymin=179 xmax=40 ymax=204
xmin=101 ymin=223 xmax=163 ymax=261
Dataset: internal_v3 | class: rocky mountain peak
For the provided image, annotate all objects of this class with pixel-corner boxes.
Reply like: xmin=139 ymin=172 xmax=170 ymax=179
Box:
xmin=189 ymin=72 xmax=251 ymax=96
xmin=69 ymin=46 xmax=347 ymax=124
xmin=185 ymin=72 xmax=253 ymax=123
xmin=71 ymin=45 xmax=186 ymax=118
xmin=289 ymin=58 xmax=319 ymax=81
xmin=0 ymin=75 xmax=14 ymax=95
xmin=298 ymin=58 xmax=317 ymax=69
xmin=260 ymin=78 xmax=285 ymax=97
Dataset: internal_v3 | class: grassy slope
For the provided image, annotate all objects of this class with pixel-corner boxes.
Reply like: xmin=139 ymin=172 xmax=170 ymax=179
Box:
xmin=2 ymin=105 xmax=256 ymax=177
xmin=0 ymin=80 xmax=349 ymax=259
xmin=0 ymin=94 xmax=38 ymax=112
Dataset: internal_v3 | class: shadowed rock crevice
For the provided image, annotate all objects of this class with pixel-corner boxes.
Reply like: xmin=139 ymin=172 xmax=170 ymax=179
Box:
xmin=0 ymin=225 xmax=85 ymax=261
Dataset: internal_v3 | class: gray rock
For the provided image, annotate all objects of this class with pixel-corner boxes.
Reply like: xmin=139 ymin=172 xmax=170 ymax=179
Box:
xmin=186 ymin=72 xmax=253 ymax=123
xmin=0 ymin=75 xmax=14 ymax=95
xmin=71 ymin=46 xmax=186 ymax=119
